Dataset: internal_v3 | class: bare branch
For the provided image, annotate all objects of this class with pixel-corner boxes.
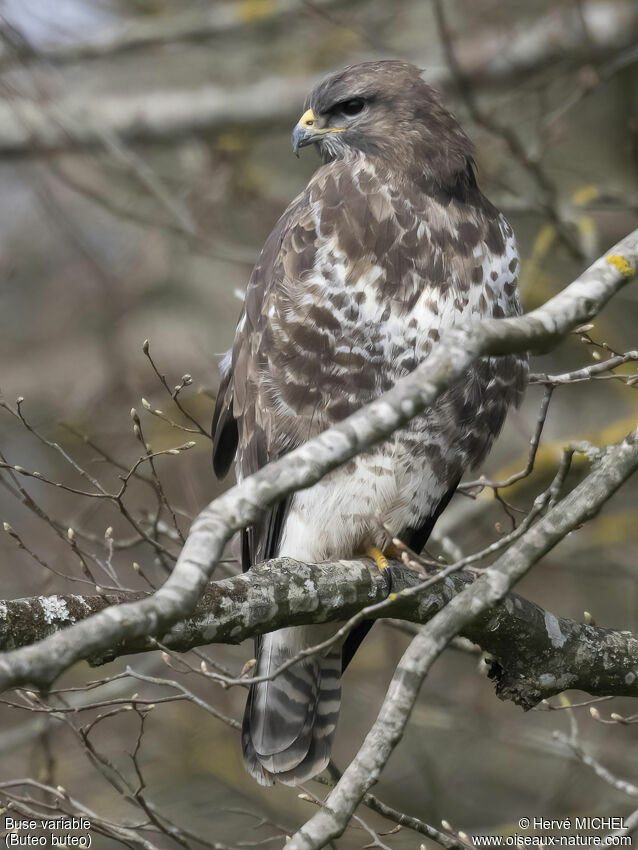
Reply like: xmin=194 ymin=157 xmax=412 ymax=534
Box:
xmin=530 ymin=351 xmax=638 ymax=385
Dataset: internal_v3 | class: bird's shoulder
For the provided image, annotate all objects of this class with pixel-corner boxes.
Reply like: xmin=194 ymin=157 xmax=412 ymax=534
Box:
xmin=211 ymin=173 xmax=322 ymax=478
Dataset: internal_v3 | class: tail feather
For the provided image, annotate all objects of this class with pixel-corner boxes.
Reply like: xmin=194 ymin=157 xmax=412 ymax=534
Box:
xmin=242 ymin=626 xmax=342 ymax=786
xmin=274 ymin=649 xmax=341 ymax=785
xmin=250 ymin=654 xmax=321 ymax=758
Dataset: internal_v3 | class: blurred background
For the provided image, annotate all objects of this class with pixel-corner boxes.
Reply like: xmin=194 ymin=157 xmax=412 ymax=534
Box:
xmin=1 ymin=0 xmax=638 ymax=847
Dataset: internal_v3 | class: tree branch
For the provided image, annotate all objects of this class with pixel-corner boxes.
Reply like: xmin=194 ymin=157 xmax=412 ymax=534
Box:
xmin=2 ymin=557 xmax=638 ymax=710
xmin=0 ymin=229 xmax=636 ymax=695
xmin=0 ymin=0 xmax=346 ymax=65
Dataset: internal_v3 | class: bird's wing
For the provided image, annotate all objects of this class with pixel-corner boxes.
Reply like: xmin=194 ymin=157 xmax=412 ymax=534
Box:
xmin=212 ymin=187 xmax=318 ymax=570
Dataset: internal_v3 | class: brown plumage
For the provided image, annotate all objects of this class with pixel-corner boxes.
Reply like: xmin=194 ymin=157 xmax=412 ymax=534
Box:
xmin=212 ymin=60 xmax=527 ymax=786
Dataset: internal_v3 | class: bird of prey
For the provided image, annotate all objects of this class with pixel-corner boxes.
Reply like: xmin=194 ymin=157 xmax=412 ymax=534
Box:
xmin=212 ymin=60 xmax=527 ymax=786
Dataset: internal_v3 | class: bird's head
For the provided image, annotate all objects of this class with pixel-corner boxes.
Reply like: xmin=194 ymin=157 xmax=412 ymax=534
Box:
xmin=292 ymin=60 xmax=473 ymax=182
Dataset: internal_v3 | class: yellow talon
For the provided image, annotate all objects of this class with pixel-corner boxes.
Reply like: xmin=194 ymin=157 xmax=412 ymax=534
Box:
xmin=367 ymin=546 xmax=389 ymax=572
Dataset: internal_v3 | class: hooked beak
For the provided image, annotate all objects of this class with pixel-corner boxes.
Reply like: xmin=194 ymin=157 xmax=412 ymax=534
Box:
xmin=291 ymin=108 xmax=345 ymax=156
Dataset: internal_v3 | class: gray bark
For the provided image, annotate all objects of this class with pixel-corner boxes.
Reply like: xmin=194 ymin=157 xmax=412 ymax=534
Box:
xmin=2 ymin=558 xmax=638 ymax=710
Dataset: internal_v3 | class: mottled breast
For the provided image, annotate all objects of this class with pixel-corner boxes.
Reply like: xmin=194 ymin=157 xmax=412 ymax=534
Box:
xmin=257 ymin=156 xmax=523 ymax=432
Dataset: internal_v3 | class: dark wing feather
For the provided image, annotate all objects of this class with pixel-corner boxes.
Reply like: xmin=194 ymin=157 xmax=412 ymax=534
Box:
xmin=211 ymin=367 xmax=238 ymax=479
xmin=211 ymin=190 xmax=316 ymax=572
xmin=240 ymin=499 xmax=291 ymax=573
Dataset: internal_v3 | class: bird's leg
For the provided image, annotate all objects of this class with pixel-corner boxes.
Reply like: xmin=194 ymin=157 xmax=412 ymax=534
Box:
xmin=365 ymin=546 xmax=390 ymax=572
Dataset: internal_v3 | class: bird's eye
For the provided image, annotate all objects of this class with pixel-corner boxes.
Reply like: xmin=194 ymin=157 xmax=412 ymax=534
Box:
xmin=338 ymin=98 xmax=365 ymax=117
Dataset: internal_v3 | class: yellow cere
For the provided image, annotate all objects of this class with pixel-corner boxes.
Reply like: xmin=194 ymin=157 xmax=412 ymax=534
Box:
xmin=297 ymin=108 xmax=346 ymax=135
xmin=300 ymin=109 xmax=315 ymax=128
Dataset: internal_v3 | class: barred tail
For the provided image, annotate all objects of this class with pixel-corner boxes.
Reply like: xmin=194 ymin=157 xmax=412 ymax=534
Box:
xmin=242 ymin=626 xmax=342 ymax=786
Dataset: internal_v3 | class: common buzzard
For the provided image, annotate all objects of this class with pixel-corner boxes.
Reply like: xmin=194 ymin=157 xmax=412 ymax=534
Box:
xmin=212 ymin=60 xmax=527 ymax=786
